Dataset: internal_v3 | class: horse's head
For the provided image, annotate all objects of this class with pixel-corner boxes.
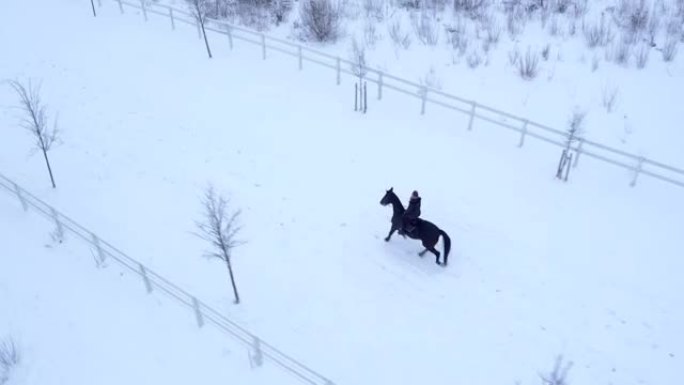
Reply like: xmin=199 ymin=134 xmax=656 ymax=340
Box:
xmin=380 ymin=187 xmax=395 ymax=206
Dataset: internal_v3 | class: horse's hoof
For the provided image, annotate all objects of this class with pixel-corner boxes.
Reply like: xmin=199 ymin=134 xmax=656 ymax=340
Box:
xmin=384 ymin=237 xmax=390 ymax=242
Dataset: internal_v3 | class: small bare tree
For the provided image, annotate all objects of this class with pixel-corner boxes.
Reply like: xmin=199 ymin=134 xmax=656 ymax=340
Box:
xmin=349 ymin=37 xmax=368 ymax=80
xmin=556 ymin=110 xmax=585 ymax=181
xmin=539 ymin=355 xmax=573 ymax=385
xmin=8 ymin=79 xmax=60 ymax=188
xmin=187 ymin=0 xmax=213 ymax=58
xmin=195 ymin=185 xmax=244 ymax=304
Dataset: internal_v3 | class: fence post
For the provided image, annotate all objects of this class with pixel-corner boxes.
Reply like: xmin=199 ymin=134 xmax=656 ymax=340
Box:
xmin=139 ymin=263 xmax=153 ymax=293
xmin=261 ymin=34 xmax=266 ymax=60
xmin=168 ymin=7 xmax=175 ymax=30
xmin=518 ymin=119 xmax=528 ymax=147
xmin=91 ymin=233 xmax=106 ymax=267
xmin=378 ymin=72 xmax=383 ymax=100
xmin=117 ymin=0 xmax=124 ymax=13
xmin=630 ymin=157 xmax=645 ymax=187
xmin=140 ymin=0 xmax=148 ymax=22
xmin=50 ymin=207 xmax=65 ymax=243
xmin=225 ymin=26 xmax=233 ymax=50
xmin=249 ymin=336 xmax=263 ymax=368
xmin=420 ymin=87 xmax=427 ymax=115
xmin=13 ymin=183 xmax=28 ymax=211
xmin=298 ymin=46 xmax=303 ymax=70
xmin=467 ymin=102 xmax=477 ymax=131
xmin=192 ymin=297 xmax=204 ymax=328
xmin=573 ymin=138 xmax=584 ymax=168
xmin=336 ymin=57 xmax=341 ymax=85
xmin=354 ymin=83 xmax=358 ymax=111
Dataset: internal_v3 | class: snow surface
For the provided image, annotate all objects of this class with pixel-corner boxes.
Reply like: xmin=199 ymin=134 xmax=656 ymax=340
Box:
xmin=1 ymin=0 xmax=683 ymax=384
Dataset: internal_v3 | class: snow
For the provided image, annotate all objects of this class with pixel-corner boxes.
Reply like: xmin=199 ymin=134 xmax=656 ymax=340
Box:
xmin=1 ymin=0 xmax=683 ymax=385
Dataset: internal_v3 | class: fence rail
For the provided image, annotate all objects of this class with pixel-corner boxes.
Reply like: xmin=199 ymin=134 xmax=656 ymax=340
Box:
xmin=0 ymin=171 xmax=334 ymax=385
xmin=100 ymin=0 xmax=684 ymax=189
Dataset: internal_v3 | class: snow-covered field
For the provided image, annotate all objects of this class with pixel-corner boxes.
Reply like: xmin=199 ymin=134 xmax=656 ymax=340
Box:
xmin=1 ymin=0 xmax=683 ymax=384
xmin=162 ymin=0 xmax=684 ymax=167
xmin=0 ymin=199 xmax=299 ymax=385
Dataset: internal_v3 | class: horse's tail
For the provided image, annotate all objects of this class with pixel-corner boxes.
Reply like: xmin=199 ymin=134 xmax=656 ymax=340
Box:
xmin=439 ymin=229 xmax=451 ymax=262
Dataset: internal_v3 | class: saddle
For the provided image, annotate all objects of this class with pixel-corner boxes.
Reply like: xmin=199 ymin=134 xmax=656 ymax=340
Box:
xmin=401 ymin=218 xmax=421 ymax=237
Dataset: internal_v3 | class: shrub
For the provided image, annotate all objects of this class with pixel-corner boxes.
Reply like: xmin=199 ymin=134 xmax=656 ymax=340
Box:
xmin=602 ymin=84 xmax=619 ymax=112
xmin=635 ymin=43 xmax=650 ymax=68
xmin=542 ymin=44 xmax=551 ymax=60
xmin=411 ymin=11 xmax=439 ymax=45
xmin=467 ymin=51 xmax=482 ymax=68
xmin=663 ymin=36 xmax=678 ymax=61
xmin=388 ymin=19 xmax=412 ymax=49
xmin=518 ymin=47 xmax=539 ymax=80
xmin=584 ymin=15 xmax=614 ymax=48
xmin=299 ymin=0 xmax=341 ymax=42
xmin=0 ymin=337 xmax=20 ymax=385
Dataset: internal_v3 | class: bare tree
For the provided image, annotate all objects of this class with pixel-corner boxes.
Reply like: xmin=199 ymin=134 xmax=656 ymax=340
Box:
xmin=195 ymin=185 xmax=244 ymax=304
xmin=187 ymin=0 xmax=213 ymax=58
xmin=7 ymin=79 xmax=60 ymax=188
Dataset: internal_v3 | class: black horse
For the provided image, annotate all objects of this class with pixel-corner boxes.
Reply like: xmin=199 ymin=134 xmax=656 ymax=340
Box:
xmin=380 ymin=188 xmax=451 ymax=266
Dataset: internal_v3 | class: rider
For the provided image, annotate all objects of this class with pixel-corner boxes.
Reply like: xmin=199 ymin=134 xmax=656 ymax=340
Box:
xmin=400 ymin=190 xmax=421 ymax=236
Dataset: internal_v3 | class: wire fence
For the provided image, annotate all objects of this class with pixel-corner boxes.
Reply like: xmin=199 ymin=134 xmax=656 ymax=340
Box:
xmin=0 ymin=171 xmax=335 ymax=385
xmin=93 ymin=0 xmax=684 ymax=190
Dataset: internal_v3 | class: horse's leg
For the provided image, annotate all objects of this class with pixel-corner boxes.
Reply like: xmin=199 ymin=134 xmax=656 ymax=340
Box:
xmin=418 ymin=248 xmax=428 ymax=257
xmin=385 ymin=226 xmax=397 ymax=242
xmin=427 ymin=246 xmax=441 ymax=265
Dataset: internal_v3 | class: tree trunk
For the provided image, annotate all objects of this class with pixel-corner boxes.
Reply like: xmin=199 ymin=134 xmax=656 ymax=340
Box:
xmin=42 ymin=148 xmax=56 ymax=188
xmin=224 ymin=257 xmax=240 ymax=304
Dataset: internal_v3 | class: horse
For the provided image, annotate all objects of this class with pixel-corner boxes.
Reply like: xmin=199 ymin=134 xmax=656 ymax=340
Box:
xmin=379 ymin=188 xmax=452 ymax=266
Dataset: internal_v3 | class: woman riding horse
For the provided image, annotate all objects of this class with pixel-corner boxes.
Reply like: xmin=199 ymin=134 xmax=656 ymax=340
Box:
xmin=399 ymin=190 xmax=421 ymax=236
